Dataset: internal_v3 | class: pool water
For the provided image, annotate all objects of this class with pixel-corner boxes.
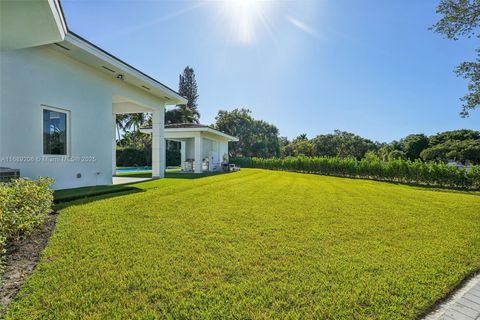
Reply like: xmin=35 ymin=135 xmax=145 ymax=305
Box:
xmin=116 ymin=167 xmax=152 ymax=173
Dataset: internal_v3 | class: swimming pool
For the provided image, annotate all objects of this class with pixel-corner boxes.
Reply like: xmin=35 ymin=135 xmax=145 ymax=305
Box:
xmin=116 ymin=167 xmax=152 ymax=173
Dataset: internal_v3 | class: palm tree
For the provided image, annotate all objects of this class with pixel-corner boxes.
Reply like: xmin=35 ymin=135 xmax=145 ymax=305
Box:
xmin=123 ymin=113 xmax=150 ymax=145
xmin=115 ymin=114 xmax=129 ymax=146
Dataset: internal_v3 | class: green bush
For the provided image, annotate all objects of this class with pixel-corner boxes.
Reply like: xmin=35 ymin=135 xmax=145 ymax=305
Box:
xmin=0 ymin=177 xmax=54 ymax=273
xmin=116 ymin=148 xmax=181 ymax=167
xmin=231 ymin=156 xmax=480 ymax=189
xmin=166 ymin=149 xmax=181 ymax=167
xmin=116 ymin=147 xmax=152 ymax=167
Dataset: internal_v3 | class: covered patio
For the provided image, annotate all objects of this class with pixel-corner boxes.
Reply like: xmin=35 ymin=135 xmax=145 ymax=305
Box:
xmin=142 ymin=124 xmax=238 ymax=173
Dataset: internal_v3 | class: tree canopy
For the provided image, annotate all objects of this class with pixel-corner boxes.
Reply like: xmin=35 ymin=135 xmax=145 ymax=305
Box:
xmin=432 ymin=0 xmax=480 ymax=116
xmin=166 ymin=66 xmax=200 ymax=124
xmin=213 ymin=108 xmax=280 ymax=158
xmin=283 ymin=130 xmax=379 ymax=160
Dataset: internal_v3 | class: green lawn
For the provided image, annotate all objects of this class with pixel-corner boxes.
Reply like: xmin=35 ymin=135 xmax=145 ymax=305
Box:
xmin=6 ymin=169 xmax=480 ymax=319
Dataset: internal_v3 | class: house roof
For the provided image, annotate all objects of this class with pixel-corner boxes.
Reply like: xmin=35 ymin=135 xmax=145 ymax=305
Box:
xmin=1 ymin=0 xmax=187 ymax=105
xmin=0 ymin=0 xmax=67 ymax=50
xmin=165 ymin=123 xmax=210 ymax=129
xmin=141 ymin=123 xmax=239 ymax=142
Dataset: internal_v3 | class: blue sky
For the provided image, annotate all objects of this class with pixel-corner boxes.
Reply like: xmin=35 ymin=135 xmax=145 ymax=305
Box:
xmin=62 ymin=0 xmax=479 ymax=142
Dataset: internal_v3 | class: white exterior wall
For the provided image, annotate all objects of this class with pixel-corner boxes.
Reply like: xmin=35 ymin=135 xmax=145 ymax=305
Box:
xmin=219 ymin=140 xmax=229 ymax=163
xmin=184 ymin=138 xmax=195 ymax=160
xmin=0 ymin=45 xmax=165 ymax=189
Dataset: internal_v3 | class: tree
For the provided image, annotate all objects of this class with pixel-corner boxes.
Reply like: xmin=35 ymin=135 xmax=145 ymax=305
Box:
xmin=278 ymin=136 xmax=292 ymax=157
xmin=388 ymin=150 xmax=407 ymax=161
xmin=177 ymin=66 xmax=200 ymax=123
xmin=432 ymin=0 xmax=480 ymax=116
xmin=429 ymin=129 xmax=480 ymax=145
xmin=213 ymin=108 xmax=280 ymax=157
xmin=309 ymin=130 xmax=378 ymax=159
xmin=401 ymin=134 xmax=429 ymax=160
xmin=165 ymin=108 xmax=183 ymax=124
xmin=115 ymin=114 xmax=129 ymax=145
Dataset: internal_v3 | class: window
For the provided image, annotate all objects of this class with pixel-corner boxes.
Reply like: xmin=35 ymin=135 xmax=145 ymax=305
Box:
xmin=43 ymin=107 xmax=68 ymax=155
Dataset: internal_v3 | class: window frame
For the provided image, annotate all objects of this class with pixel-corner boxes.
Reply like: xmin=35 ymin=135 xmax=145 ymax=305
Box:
xmin=41 ymin=105 xmax=71 ymax=156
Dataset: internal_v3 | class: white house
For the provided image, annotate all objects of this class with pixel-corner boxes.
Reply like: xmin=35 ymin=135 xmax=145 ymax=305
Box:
xmin=0 ymin=0 xmax=187 ymax=189
xmin=141 ymin=124 xmax=238 ymax=173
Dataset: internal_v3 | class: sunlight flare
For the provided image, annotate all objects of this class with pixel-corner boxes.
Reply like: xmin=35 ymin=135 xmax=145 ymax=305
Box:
xmin=217 ymin=0 xmax=270 ymax=44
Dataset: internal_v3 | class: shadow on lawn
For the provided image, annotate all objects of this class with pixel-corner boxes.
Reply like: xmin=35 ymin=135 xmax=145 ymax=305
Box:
xmin=116 ymin=171 xmax=226 ymax=180
xmin=54 ymin=184 xmax=145 ymax=208
xmin=166 ymin=172 xmax=225 ymax=179
xmin=54 ymin=171 xmax=229 ymax=208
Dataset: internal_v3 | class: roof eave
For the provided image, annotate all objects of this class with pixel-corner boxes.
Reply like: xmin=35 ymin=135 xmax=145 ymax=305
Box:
xmin=63 ymin=32 xmax=187 ymax=105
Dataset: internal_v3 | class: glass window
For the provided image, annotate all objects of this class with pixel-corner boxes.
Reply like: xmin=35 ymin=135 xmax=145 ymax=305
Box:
xmin=43 ymin=109 xmax=67 ymax=155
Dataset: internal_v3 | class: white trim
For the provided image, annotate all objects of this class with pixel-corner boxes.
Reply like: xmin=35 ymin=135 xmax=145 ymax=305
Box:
xmin=165 ymin=127 xmax=239 ymax=141
xmin=41 ymin=104 xmax=71 ymax=156
xmin=50 ymin=0 xmax=67 ymax=36
xmin=140 ymin=127 xmax=238 ymax=141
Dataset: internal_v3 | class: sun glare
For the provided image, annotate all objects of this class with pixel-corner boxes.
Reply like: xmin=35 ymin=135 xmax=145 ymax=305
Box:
xmin=218 ymin=0 xmax=270 ymax=45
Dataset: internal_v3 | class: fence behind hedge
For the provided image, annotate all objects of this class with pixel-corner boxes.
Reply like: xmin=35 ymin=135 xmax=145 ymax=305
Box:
xmin=230 ymin=156 xmax=480 ymax=189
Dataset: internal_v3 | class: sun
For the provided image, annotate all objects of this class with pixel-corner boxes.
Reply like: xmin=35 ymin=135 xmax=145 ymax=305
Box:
xmin=217 ymin=0 xmax=270 ymax=45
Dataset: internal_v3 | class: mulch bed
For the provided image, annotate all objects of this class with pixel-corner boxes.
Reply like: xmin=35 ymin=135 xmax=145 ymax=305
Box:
xmin=0 ymin=212 xmax=58 ymax=311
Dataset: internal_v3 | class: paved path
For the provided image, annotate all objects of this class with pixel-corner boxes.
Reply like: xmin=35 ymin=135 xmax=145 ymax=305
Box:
xmin=424 ymin=273 xmax=480 ymax=320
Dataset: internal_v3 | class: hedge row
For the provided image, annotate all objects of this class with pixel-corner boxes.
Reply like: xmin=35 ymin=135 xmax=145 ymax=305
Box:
xmin=0 ymin=177 xmax=54 ymax=274
xmin=231 ymin=156 xmax=480 ymax=189
xmin=116 ymin=148 xmax=181 ymax=167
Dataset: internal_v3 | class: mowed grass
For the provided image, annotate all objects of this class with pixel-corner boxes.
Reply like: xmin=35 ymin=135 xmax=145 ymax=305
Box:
xmin=6 ymin=169 xmax=480 ymax=319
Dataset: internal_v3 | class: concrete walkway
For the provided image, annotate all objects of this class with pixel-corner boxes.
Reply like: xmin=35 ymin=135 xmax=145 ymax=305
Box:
xmin=424 ymin=273 xmax=480 ymax=320
xmin=112 ymin=176 xmax=151 ymax=185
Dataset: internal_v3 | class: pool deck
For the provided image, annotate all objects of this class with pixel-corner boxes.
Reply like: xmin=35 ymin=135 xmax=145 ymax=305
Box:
xmin=112 ymin=176 xmax=152 ymax=185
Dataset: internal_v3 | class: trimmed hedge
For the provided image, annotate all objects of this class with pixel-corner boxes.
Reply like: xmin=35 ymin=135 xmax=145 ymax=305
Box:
xmin=116 ymin=148 xmax=152 ymax=167
xmin=0 ymin=177 xmax=54 ymax=274
xmin=231 ymin=156 xmax=480 ymax=189
xmin=116 ymin=148 xmax=180 ymax=167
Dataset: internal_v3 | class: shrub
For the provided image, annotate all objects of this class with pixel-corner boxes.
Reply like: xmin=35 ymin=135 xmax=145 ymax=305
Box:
xmin=116 ymin=147 xmax=152 ymax=167
xmin=116 ymin=148 xmax=181 ymax=167
xmin=0 ymin=177 xmax=54 ymax=273
xmin=230 ymin=157 xmax=480 ymax=189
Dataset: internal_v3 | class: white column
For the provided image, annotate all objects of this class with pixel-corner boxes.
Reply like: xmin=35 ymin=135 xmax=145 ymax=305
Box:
xmin=151 ymin=108 xmax=165 ymax=178
xmin=112 ymin=113 xmax=117 ymax=176
xmin=180 ymin=140 xmax=186 ymax=170
xmin=194 ymin=135 xmax=203 ymax=173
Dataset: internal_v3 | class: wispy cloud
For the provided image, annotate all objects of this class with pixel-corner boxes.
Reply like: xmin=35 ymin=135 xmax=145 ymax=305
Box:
xmin=287 ymin=16 xmax=320 ymax=39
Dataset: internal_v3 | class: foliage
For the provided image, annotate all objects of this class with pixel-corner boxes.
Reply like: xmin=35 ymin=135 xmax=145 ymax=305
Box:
xmin=282 ymin=130 xmax=379 ymax=159
xmin=369 ymin=129 xmax=480 ymax=164
xmin=116 ymin=147 xmax=152 ymax=167
xmin=0 ymin=178 xmax=54 ymax=274
xmin=166 ymin=149 xmax=181 ymax=166
xmin=363 ymin=150 xmax=381 ymax=162
xmin=401 ymin=134 xmax=429 ymax=160
xmin=388 ymin=149 xmax=407 ymax=160
xmin=419 ymin=129 xmax=480 ymax=163
xmin=429 ymin=128 xmax=480 ymax=144
xmin=117 ymin=130 xmax=151 ymax=149
xmin=116 ymin=147 xmax=180 ymax=167
xmin=5 ymin=170 xmax=480 ymax=319
xmin=165 ymin=66 xmax=200 ymax=124
xmin=213 ymin=108 xmax=280 ymax=157
xmin=231 ymin=156 xmax=480 ymax=189
xmin=432 ymin=0 xmax=480 ymax=116
xmin=420 ymin=139 xmax=480 ymax=163
xmin=116 ymin=113 xmax=151 ymax=149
